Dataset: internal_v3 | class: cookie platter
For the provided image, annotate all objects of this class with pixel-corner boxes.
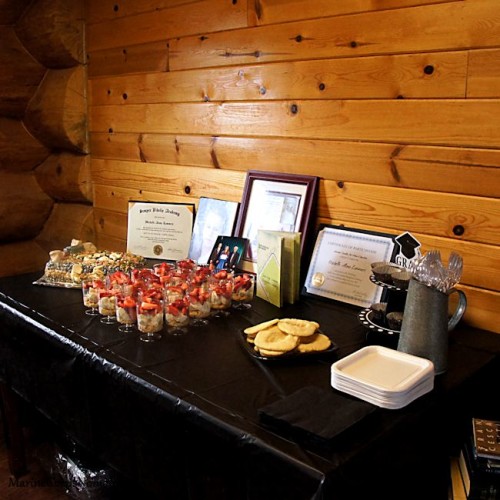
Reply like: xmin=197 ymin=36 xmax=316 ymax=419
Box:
xmin=240 ymin=318 xmax=338 ymax=362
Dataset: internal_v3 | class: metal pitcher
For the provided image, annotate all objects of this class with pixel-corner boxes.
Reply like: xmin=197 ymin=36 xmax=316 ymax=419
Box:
xmin=397 ymin=278 xmax=467 ymax=375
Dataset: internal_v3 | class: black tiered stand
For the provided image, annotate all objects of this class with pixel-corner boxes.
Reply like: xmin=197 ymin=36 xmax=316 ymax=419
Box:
xmin=358 ymin=275 xmax=408 ymax=348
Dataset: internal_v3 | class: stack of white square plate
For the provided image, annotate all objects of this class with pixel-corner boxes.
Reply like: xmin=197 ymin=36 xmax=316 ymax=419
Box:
xmin=331 ymin=345 xmax=435 ymax=410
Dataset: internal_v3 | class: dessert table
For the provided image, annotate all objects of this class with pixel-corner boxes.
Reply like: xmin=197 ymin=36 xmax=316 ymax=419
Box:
xmin=0 ymin=272 xmax=499 ymax=499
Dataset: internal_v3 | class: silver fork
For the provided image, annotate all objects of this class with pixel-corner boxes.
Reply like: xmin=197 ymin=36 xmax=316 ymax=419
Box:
xmin=446 ymin=252 xmax=463 ymax=290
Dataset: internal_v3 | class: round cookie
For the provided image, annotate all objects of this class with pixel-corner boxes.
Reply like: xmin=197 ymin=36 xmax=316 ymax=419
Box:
xmin=277 ymin=318 xmax=319 ymax=337
xmin=244 ymin=318 xmax=279 ymax=335
xmin=296 ymin=333 xmax=331 ymax=353
xmin=254 ymin=325 xmax=300 ymax=353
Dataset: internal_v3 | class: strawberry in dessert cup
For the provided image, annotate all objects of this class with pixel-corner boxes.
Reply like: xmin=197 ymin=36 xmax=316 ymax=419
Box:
xmin=136 ymin=291 xmax=164 ymax=341
xmin=232 ymin=273 xmax=255 ymax=309
xmin=209 ymin=272 xmax=234 ymax=317
xmin=165 ymin=296 xmax=190 ymax=333
xmin=116 ymin=292 xmax=137 ymax=332
xmin=98 ymin=281 xmax=117 ymax=324
xmin=82 ymin=276 xmax=100 ymax=316
xmin=187 ymin=284 xmax=212 ymax=326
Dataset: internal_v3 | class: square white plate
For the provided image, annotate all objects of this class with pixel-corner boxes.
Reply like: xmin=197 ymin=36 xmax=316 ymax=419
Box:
xmin=331 ymin=345 xmax=434 ymax=393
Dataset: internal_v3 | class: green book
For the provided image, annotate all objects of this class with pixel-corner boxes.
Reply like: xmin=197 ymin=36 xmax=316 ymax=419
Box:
xmin=256 ymin=230 xmax=301 ymax=307
xmin=256 ymin=230 xmax=284 ymax=307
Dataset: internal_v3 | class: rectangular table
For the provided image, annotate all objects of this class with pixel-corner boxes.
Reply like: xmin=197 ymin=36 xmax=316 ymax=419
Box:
xmin=0 ymin=272 xmax=499 ymax=499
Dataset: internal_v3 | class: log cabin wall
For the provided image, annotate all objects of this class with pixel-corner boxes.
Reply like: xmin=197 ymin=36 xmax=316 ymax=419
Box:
xmin=86 ymin=0 xmax=497 ymax=333
xmin=0 ymin=0 xmax=92 ymax=276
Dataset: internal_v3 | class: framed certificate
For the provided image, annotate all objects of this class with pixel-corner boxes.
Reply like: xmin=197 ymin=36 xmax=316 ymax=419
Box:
xmin=303 ymin=225 xmax=397 ymax=308
xmin=127 ymin=201 xmax=195 ymax=260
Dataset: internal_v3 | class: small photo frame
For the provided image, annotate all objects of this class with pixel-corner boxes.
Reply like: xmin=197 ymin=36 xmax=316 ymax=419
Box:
xmin=209 ymin=236 xmax=249 ymax=272
xmin=234 ymin=170 xmax=318 ymax=262
xmin=188 ymin=197 xmax=239 ymax=264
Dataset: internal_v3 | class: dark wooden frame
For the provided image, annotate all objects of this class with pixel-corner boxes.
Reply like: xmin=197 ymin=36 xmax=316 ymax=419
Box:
xmin=234 ymin=170 xmax=318 ymax=262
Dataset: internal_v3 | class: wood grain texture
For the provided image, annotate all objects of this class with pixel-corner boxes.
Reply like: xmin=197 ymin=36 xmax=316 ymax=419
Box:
xmin=15 ymin=0 xmax=85 ymax=68
xmin=0 ymin=27 xmax=46 ymax=119
xmin=25 ymin=67 xmax=88 ymax=153
xmin=90 ymin=100 xmax=500 ymax=148
xmin=170 ymin=0 xmax=500 ymax=70
xmin=89 ymin=51 xmax=467 ymax=103
xmin=86 ymin=0 xmax=248 ymax=52
xmin=89 ymin=133 xmax=500 ymax=198
xmin=35 ymin=152 xmax=93 ymax=203
xmin=250 ymin=0 xmax=462 ymax=25
xmin=0 ymin=118 xmax=50 ymax=172
xmin=467 ymin=48 xmax=500 ymax=98
xmin=0 ymin=172 xmax=53 ymax=241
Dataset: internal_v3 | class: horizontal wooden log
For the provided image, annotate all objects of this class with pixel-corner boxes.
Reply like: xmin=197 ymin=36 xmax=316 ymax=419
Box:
xmin=0 ymin=239 xmax=49 ymax=278
xmin=467 ymin=48 xmax=500 ymax=98
xmin=91 ymin=160 xmax=244 ymax=206
xmin=169 ymin=0 xmax=499 ymax=70
xmin=89 ymin=133 xmax=500 ymax=199
xmin=0 ymin=0 xmax=33 ymax=24
xmin=86 ymin=0 xmax=247 ymax=52
xmin=87 ymin=41 xmax=168 ymax=78
xmin=35 ymin=152 xmax=93 ymax=203
xmin=0 ymin=117 xmax=50 ymax=171
xmin=0 ymin=27 xmax=46 ymax=118
xmin=25 ymin=66 xmax=88 ymax=153
xmin=15 ymin=0 xmax=85 ymax=68
xmin=89 ymin=51 xmax=467 ymax=103
xmin=250 ymin=0 xmax=459 ymax=25
xmin=89 ymin=100 xmax=500 ymax=148
xmin=35 ymin=203 xmax=95 ymax=253
xmin=86 ymin=0 xmax=200 ymax=24
xmin=0 ymin=172 xmax=53 ymax=241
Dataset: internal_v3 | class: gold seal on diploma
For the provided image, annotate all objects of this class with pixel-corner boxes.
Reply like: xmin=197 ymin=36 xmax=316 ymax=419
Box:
xmin=312 ymin=272 xmax=325 ymax=287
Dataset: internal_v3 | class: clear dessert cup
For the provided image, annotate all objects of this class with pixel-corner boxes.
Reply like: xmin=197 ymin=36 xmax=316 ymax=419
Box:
xmin=98 ymin=286 xmax=117 ymax=324
xmin=165 ymin=295 xmax=190 ymax=334
xmin=209 ymin=273 xmax=234 ymax=318
xmin=82 ymin=277 xmax=100 ymax=316
xmin=187 ymin=283 xmax=212 ymax=326
xmin=231 ymin=273 xmax=255 ymax=310
xmin=136 ymin=291 xmax=164 ymax=342
xmin=115 ymin=292 xmax=137 ymax=333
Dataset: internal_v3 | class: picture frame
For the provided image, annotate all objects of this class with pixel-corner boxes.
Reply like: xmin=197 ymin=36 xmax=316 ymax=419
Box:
xmin=208 ymin=236 xmax=249 ymax=272
xmin=187 ymin=197 xmax=240 ymax=264
xmin=127 ymin=201 xmax=195 ymax=260
xmin=234 ymin=170 xmax=318 ymax=263
xmin=302 ymin=224 xmax=398 ymax=308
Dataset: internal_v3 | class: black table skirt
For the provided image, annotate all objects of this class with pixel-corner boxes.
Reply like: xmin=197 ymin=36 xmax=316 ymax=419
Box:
xmin=0 ymin=272 xmax=499 ymax=499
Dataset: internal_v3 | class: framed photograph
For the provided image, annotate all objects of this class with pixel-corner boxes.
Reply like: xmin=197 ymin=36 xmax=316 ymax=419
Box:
xmin=234 ymin=170 xmax=318 ymax=262
xmin=302 ymin=224 xmax=397 ymax=308
xmin=209 ymin=236 xmax=249 ymax=272
xmin=188 ymin=197 xmax=239 ymax=264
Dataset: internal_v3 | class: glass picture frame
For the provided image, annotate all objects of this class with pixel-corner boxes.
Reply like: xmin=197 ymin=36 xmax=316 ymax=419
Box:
xmin=187 ymin=197 xmax=239 ymax=265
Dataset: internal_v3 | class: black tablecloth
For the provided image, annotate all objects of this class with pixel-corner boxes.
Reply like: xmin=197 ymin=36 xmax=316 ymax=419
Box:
xmin=0 ymin=272 xmax=499 ymax=499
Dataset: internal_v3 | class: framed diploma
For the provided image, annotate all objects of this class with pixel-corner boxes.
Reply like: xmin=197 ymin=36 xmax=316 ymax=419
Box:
xmin=127 ymin=201 xmax=195 ymax=260
xmin=303 ymin=225 xmax=397 ymax=308
xmin=234 ymin=170 xmax=318 ymax=263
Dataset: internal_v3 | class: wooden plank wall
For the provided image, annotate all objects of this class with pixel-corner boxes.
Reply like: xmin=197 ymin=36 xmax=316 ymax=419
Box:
xmin=86 ymin=0 xmax=500 ymax=333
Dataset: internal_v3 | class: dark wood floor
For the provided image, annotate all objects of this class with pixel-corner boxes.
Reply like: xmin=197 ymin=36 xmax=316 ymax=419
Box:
xmin=0 ymin=418 xmax=70 ymax=499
